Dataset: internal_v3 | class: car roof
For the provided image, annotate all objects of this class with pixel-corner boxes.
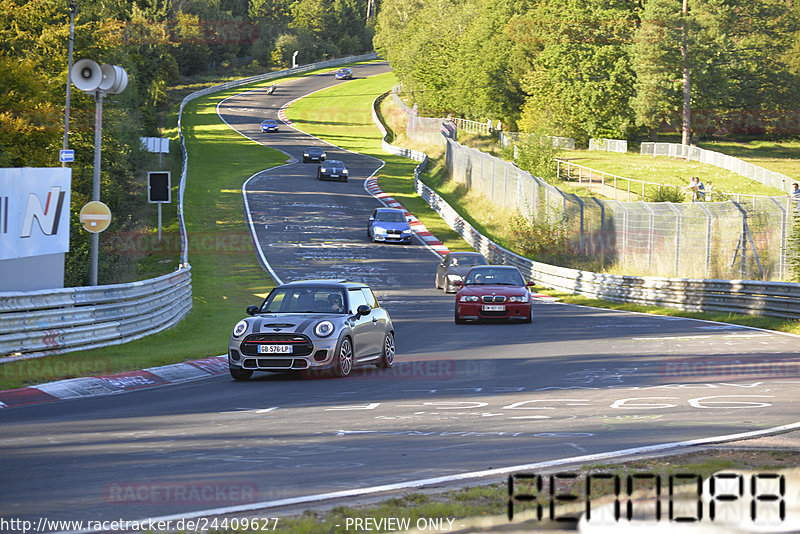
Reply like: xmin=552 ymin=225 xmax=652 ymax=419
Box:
xmin=325 ymin=159 xmax=344 ymax=164
xmin=305 ymin=146 xmax=324 ymax=151
xmin=277 ymin=279 xmax=368 ymax=289
xmin=375 ymin=207 xmax=404 ymax=213
xmin=262 ymin=119 xmax=277 ymax=123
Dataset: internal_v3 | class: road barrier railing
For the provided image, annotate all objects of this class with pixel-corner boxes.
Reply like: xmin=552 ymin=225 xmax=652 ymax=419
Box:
xmin=0 ymin=268 xmax=192 ymax=361
xmin=373 ymin=91 xmax=800 ymax=319
xmin=1 ymin=53 xmax=380 ymax=361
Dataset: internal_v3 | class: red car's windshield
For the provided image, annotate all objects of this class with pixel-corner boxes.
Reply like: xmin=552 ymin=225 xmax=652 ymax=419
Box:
xmin=464 ymin=268 xmax=524 ymax=286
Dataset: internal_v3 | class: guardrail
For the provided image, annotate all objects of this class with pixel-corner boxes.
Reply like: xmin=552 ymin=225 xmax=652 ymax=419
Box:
xmin=414 ymin=173 xmax=800 ymax=319
xmin=0 ymin=53 xmax=380 ymax=362
xmin=373 ymin=92 xmax=800 ymax=319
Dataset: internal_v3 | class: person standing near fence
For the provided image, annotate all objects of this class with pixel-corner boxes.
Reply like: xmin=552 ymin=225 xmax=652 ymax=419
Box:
xmin=686 ymin=177 xmax=705 ymax=201
xmin=705 ymin=181 xmax=713 ymax=201
xmin=790 ymin=182 xmax=800 ymax=199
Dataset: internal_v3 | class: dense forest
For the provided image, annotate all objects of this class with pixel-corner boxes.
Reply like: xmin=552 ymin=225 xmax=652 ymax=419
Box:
xmin=374 ymin=0 xmax=800 ymax=143
xmin=0 ymin=0 xmax=375 ymax=285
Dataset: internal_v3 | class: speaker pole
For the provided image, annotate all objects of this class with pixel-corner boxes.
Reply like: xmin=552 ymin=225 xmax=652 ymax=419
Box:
xmin=90 ymin=89 xmax=104 ymax=286
xmin=62 ymin=2 xmax=77 ymax=168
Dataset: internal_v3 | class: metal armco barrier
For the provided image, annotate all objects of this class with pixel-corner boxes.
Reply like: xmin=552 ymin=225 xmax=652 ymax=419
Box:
xmin=1 ymin=53 xmax=379 ymax=361
xmin=372 ymin=91 xmax=800 ymax=319
xmin=0 ymin=269 xmax=192 ymax=361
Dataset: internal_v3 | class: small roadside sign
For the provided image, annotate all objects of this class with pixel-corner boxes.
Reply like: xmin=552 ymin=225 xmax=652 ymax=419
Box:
xmin=79 ymin=201 xmax=112 ymax=233
xmin=59 ymin=149 xmax=75 ymax=163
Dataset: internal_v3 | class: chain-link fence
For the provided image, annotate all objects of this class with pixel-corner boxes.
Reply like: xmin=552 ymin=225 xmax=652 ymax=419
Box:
xmin=444 ymin=137 xmax=796 ymax=280
xmin=641 ymin=142 xmax=795 ymax=194
xmin=390 ymin=94 xmax=797 ymax=281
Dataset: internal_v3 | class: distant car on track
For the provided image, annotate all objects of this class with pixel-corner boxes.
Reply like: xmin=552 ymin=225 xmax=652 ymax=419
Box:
xmin=334 ymin=68 xmax=353 ymax=80
xmin=228 ymin=280 xmax=395 ymax=380
xmin=260 ymin=119 xmax=279 ymax=132
xmin=435 ymin=252 xmax=489 ymax=293
xmin=317 ymin=159 xmax=349 ymax=181
xmin=367 ymin=207 xmax=413 ymax=244
xmin=454 ymin=265 xmax=533 ymax=324
xmin=303 ymin=147 xmax=327 ymax=163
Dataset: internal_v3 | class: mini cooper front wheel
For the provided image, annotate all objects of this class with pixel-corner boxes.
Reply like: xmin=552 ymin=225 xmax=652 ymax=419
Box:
xmin=377 ymin=331 xmax=395 ymax=369
xmin=334 ymin=336 xmax=353 ymax=377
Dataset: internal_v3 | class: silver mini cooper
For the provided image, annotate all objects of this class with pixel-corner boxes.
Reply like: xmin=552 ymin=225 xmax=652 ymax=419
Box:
xmin=228 ymin=280 xmax=395 ymax=380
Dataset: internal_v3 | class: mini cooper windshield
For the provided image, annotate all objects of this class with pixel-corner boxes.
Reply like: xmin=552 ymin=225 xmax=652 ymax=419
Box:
xmin=261 ymin=287 xmax=347 ymax=314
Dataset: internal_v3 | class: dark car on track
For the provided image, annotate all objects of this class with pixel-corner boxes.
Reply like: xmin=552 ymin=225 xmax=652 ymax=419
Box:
xmin=303 ymin=147 xmax=327 ymax=163
xmin=228 ymin=280 xmax=395 ymax=380
xmin=367 ymin=207 xmax=413 ymax=244
xmin=435 ymin=252 xmax=489 ymax=293
xmin=334 ymin=68 xmax=353 ymax=80
xmin=260 ymin=119 xmax=279 ymax=132
xmin=454 ymin=265 xmax=534 ymax=324
xmin=317 ymin=159 xmax=349 ymax=181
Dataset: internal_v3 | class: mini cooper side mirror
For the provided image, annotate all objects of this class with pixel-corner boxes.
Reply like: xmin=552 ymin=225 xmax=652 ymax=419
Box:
xmin=454 ymin=280 xmax=464 ymax=287
xmin=246 ymin=305 xmax=259 ymax=315
xmin=356 ymin=304 xmax=371 ymax=317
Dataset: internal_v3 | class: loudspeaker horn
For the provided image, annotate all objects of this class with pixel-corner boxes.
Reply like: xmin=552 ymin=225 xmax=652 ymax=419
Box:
xmin=99 ymin=64 xmax=128 ymax=95
xmin=71 ymin=59 xmax=102 ymax=92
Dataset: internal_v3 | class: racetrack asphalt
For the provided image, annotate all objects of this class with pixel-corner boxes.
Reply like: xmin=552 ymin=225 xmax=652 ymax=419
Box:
xmin=1 ymin=61 xmax=800 ymax=529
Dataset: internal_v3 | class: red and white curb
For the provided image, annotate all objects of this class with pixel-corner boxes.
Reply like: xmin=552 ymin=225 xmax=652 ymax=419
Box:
xmin=364 ymin=176 xmax=451 ymax=257
xmin=0 ymin=355 xmax=228 ymax=409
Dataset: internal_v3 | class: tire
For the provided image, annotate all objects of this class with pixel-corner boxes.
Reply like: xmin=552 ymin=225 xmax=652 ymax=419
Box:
xmin=377 ymin=331 xmax=395 ymax=369
xmin=333 ymin=337 xmax=353 ymax=377
xmin=303 ymin=157 xmax=308 ymax=163
xmin=229 ymin=367 xmax=253 ymax=381
xmin=435 ymin=274 xmax=442 ymax=290
xmin=524 ymin=307 xmax=533 ymax=323
xmin=445 ymin=282 xmax=455 ymax=293
xmin=454 ymin=310 xmax=466 ymax=325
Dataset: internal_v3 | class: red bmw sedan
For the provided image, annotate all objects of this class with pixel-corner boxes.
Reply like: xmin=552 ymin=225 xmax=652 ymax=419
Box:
xmin=454 ymin=265 xmax=534 ymax=324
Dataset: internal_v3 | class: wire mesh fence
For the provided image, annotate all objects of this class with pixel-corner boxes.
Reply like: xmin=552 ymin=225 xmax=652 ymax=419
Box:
xmin=641 ymin=142 xmax=794 ymax=194
xmin=389 ymin=94 xmax=797 ymax=281
xmin=442 ymin=136 xmax=797 ymax=281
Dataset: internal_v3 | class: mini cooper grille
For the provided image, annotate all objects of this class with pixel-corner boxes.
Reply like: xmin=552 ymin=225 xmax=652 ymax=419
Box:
xmin=241 ymin=333 xmax=313 ymax=356
xmin=482 ymin=295 xmax=506 ymax=303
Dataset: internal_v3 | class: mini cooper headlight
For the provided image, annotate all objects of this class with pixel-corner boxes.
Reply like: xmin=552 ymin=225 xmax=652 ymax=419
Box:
xmin=233 ymin=320 xmax=248 ymax=337
xmin=508 ymin=295 xmax=529 ymax=303
xmin=314 ymin=320 xmax=335 ymax=338
xmin=460 ymin=295 xmax=479 ymax=302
